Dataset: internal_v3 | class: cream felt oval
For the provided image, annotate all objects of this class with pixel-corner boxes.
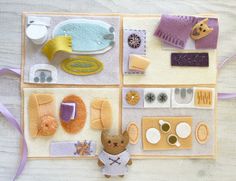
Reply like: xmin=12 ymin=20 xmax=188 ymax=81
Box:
xmin=127 ymin=122 xmax=139 ymax=144
xmin=195 ymin=122 xmax=209 ymax=144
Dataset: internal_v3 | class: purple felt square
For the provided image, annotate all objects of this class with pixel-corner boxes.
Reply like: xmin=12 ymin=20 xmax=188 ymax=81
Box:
xmin=122 ymin=88 xmax=144 ymax=108
xmin=60 ymin=103 xmax=76 ymax=122
xmin=154 ymin=15 xmax=198 ymax=49
xmin=123 ymin=29 xmax=146 ymax=74
xmin=195 ymin=18 xmax=219 ymax=49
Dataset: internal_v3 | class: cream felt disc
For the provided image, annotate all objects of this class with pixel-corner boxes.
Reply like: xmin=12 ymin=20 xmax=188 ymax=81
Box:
xmin=146 ymin=128 xmax=160 ymax=144
xmin=176 ymin=122 xmax=191 ymax=139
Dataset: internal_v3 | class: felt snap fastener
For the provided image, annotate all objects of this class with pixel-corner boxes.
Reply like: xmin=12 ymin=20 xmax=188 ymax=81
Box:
xmin=128 ymin=33 xmax=141 ymax=48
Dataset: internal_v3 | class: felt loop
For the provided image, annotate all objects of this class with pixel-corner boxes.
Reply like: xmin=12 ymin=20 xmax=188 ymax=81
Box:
xmin=0 ymin=67 xmax=27 ymax=181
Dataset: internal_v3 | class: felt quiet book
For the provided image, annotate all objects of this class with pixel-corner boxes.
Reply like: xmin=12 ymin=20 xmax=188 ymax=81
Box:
xmin=21 ymin=13 xmax=218 ymax=160
xmin=1 ymin=12 xmax=227 ymax=179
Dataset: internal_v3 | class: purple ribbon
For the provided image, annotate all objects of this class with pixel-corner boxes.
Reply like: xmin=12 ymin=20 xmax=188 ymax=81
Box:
xmin=0 ymin=68 xmax=27 ymax=181
xmin=218 ymin=93 xmax=236 ymax=100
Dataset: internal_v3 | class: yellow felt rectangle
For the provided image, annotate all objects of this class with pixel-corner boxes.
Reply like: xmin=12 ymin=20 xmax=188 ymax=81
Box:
xmin=195 ymin=89 xmax=213 ymax=107
xmin=24 ymin=87 xmax=120 ymax=157
xmin=129 ymin=54 xmax=150 ymax=71
xmin=123 ymin=17 xmax=217 ymax=85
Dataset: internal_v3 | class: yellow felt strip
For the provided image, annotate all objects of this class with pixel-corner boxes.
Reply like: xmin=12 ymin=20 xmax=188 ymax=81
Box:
xmin=41 ymin=36 xmax=72 ymax=61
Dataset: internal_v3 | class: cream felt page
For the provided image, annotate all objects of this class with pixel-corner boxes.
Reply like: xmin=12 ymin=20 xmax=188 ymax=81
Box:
xmin=23 ymin=88 xmax=120 ymax=157
xmin=123 ymin=17 xmax=217 ymax=85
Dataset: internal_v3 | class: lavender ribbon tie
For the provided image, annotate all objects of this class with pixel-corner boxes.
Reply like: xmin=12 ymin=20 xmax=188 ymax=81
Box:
xmin=218 ymin=93 xmax=236 ymax=100
xmin=0 ymin=67 xmax=27 ymax=181
xmin=0 ymin=68 xmax=21 ymax=76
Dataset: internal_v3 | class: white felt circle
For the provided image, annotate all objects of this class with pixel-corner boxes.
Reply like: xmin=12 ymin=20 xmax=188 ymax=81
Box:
xmin=146 ymin=128 xmax=160 ymax=144
xmin=176 ymin=122 xmax=191 ymax=139
xmin=26 ymin=24 xmax=47 ymax=40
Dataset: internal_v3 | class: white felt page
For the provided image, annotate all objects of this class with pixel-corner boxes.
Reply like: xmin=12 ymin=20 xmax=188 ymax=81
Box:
xmin=123 ymin=17 xmax=217 ymax=85
xmin=23 ymin=88 xmax=120 ymax=157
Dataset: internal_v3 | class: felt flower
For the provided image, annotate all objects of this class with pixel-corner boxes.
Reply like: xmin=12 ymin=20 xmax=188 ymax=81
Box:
xmin=74 ymin=140 xmax=91 ymax=155
xmin=157 ymin=93 xmax=168 ymax=103
xmin=145 ymin=93 xmax=155 ymax=103
xmin=128 ymin=33 xmax=141 ymax=48
xmin=125 ymin=90 xmax=140 ymax=105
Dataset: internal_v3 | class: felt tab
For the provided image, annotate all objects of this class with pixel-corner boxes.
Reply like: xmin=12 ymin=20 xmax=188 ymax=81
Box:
xmin=128 ymin=54 xmax=150 ymax=72
xmin=91 ymin=99 xmax=112 ymax=130
xmin=42 ymin=36 xmax=72 ymax=61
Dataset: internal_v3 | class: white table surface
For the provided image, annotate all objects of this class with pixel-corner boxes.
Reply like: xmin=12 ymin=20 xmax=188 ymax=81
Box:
xmin=0 ymin=0 xmax=236 ymax=180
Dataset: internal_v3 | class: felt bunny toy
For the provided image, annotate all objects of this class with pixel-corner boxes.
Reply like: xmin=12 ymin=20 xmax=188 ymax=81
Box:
xmin=98 ymin=131 xmax=132 ymax=178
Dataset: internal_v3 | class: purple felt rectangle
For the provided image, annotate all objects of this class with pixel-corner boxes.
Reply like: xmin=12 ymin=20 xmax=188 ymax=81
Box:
xmin=50 ymin=140 xmax=96 ymax=157
xmin=122 ymin=88 xmax=144 ymax=108
xmin=60 ymin=103 xmax=75 ymax=122
xmin=123 ymin=29 xmax=146 ymax=74
xmin=171 ymin=53 xmax=209 ymax=67
xmin=195 ymin=18 xmax=219 ymax=49
xmin=154 ymin=15 xmax=198 ymax=49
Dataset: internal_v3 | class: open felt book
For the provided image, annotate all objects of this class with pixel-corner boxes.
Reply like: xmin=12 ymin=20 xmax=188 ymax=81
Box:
xmin=22 ymin=13 xmax=218 ymax=159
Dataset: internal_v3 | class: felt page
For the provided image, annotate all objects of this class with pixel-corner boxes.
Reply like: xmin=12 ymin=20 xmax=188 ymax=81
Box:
xmin=123 ymin=17 xmax=217 ymax=85
xmin=23 ymin=15 xmax=120 ymax=85
xmin=23 ymin=88 xmax=120 ymax=157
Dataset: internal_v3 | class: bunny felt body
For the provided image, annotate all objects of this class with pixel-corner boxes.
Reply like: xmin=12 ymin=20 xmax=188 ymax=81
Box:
xmin=98 ymin=131 xmax=132 ymax=178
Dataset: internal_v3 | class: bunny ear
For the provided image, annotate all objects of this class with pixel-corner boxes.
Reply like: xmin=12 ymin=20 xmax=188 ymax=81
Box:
xmin=101 ymin=130 xmax=109 ymax=144
xmin=122 ymin=130 xmax=129 ymax=140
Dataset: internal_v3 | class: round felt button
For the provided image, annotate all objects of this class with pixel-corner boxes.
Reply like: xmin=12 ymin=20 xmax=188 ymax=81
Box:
xmin=176 ymin=122 xmax=191 ymax=139
xmin=146 ymin=128 xmax=160 ymax=144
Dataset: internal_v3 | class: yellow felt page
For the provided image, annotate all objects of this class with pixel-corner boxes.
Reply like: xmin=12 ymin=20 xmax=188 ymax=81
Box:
xmin=123 ymin=17 xmax=217 ymax=85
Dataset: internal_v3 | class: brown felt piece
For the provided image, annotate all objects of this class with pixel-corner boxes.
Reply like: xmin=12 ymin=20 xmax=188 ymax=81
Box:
xmin=90 ymin=98 xmax=112 ymax=130
xmin=60 ymin=95 xmax=87 ymax=134
xmin=28 ymin=94 xmax=56 ymax=137
xmin=142 ymin=117 xmax=192 ymax=150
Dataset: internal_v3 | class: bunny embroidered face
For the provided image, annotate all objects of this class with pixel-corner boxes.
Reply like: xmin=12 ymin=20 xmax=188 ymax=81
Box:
xmin=191 ymin=18 xmax=213 ymax=40
xmin=101 ymin=131 xmax=129 ymax=155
